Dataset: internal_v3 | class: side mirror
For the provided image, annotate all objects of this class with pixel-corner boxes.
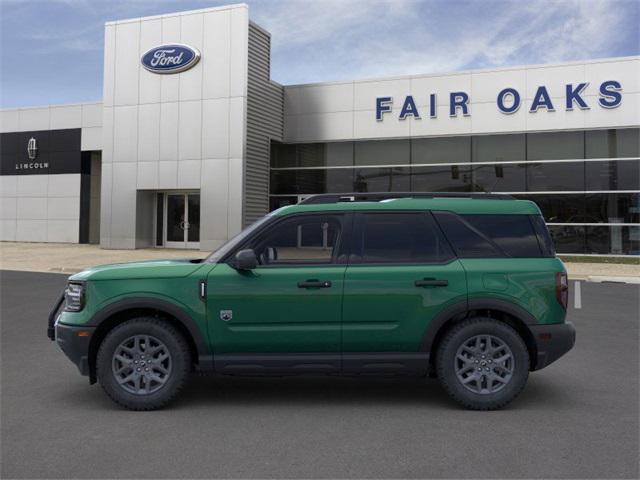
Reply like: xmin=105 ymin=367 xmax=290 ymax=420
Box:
xmin=234 ymin=249 xmax=258 ymax=271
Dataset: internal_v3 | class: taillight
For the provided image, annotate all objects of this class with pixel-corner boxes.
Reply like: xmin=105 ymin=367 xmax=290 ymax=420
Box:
xmin=556 ymin=272 xmax=569 ymax=309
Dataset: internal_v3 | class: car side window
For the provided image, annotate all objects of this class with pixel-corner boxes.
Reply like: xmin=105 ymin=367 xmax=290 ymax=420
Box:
xmin=250 ymin=215 xmax=343 ymax=265
xmin=354 ymin=212 xmax=454 ymax=264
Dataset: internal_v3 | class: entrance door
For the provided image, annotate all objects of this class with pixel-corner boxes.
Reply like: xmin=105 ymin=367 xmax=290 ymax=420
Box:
xmin=164 ymin=193 xmax=200 ymax=249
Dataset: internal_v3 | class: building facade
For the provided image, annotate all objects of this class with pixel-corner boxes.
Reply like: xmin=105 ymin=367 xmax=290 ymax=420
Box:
xmin=1 ymin=4 xmax=638 ymax=255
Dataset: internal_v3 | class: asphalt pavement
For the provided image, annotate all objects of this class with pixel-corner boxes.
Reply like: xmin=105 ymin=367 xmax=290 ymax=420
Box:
xmin=1 ymin=270 xmax=638 ymax=479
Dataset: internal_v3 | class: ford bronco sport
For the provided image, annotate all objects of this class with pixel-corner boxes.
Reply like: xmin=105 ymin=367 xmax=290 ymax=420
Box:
xmin=49 ymin=193 xmax=575 ymax=411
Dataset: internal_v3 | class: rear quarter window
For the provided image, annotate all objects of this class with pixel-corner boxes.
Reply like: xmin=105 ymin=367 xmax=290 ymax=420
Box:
xmin=434 ymin=212 xmax=545 ymax=258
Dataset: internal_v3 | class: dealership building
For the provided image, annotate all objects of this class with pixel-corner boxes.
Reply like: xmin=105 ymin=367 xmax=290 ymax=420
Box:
xmin=1 ymin=4 xmax=638 ymax=255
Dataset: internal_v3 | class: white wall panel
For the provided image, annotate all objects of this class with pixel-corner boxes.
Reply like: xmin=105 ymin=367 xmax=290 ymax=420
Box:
xmin=178 ymin=101 xmax=202 ymax=160
xmin=202 ymin=98 xmax=230 ymax=158
xmin=138 ymin=19 xmax=162 ymax=105
xmin=17 ymin=175 xmax=47 ymax=197
xmin=81 ymin=103 xmax=103 ymax=128
xmin=114 ymin=21 xmax=141 ymax=106
xmin=136 ymin=161 xmax=158 ymax=189
xmin=113 ymin=105 xmax=138 ymax=162
xmin=16 ymin=220 xmax=47 ymax=242
xmin=0 ymin=220 xmax=17 ymax=241
xmin=81 ymin=126 xmax=103 ymax=151
xmin=200 ymin=158 xmax=229 ymax=248
xmin=177 ymin=159 xmax=201 ymax=188
xmin=17 ymin=197 xmax=47 ymax=220
xmin=50 ymin=105 xmax=82 ymax=129
xmin=525 ymin=64 xmax=585 ymax=101
xmin=0 ymin=176 xmax=18 ymax=197
xmin=47 ymin=220 xmax=79 ymax=243
xmin=48 ymin=174 xmax=80 ymax=197
xmin=229 ymin=7 xmax=248 ymax=98
xmin=137 ymin=103 xmax=161 ymax=161
xmin=227 ymin=157 xmax=243 ymax=236
xmin=0 ymin=196 xmax=17 ymax=219
xmin=354 ymin=78 xmax=411 ymax=111
xmin=586 ymin=59 xmax=640 ymax=94
xmin=228 ymin=96 xmax=245 ymax=158
xmin=47 ymin=197 xmax=80 ymax=220
xmin=472 ymin=69 xmax=526 ymax=104
xmin=411 ymin=74 xmax=472 ymax=108
xmin=158 ymin=161 xmax=178 ymax=189
xmin=202 ymin=9 xmax=231 ymax=99
xmin=179 ymin=14 xmax=204 ymax=102
xmin=159 ymin=102 xmax=179 ymax=161
xmin=103 ymin=25 xmax=116 ymax=107
xmin=160 ymin=16 xmax=181 ymax=103
xmin=18 ymin=108 xmax=49 ymax=131
xmin=0 ymin=109 xmax=19 ymax=132
xmin=285 ymin=83 xmax=353 ymax=115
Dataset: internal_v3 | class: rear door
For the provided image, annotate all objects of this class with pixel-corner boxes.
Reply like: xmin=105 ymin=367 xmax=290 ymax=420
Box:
xmin=341 ymin=211 xmax=467 ymax=372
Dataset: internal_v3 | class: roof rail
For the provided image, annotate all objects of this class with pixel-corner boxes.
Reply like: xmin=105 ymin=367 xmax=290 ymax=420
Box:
xmin=299 ymin=192 xmax=515 ymax=205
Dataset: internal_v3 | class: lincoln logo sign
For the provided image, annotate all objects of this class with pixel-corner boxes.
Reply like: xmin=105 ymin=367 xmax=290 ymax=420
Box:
xmin=376 ymin=80 xmax=623 ymax=120
xmin=141 ymin=44 xmax=201 ymax=74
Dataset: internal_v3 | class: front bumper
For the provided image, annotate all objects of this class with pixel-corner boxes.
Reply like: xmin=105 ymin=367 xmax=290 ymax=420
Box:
xmin=530 ymin=321 xmax=576 ymax=370
xmin=54 ymin=322 xmax=95 ymax=376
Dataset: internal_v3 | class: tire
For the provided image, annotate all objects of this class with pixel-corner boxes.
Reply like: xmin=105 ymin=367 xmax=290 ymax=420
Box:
xmin=96 ymin=317 xmax=191 ymax=411
xmin=436 ymin=318 xmax=529 ymax=410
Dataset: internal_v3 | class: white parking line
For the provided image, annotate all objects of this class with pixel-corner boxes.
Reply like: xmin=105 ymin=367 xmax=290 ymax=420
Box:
xmin=574 ymin=281 xmax=582 ymax=309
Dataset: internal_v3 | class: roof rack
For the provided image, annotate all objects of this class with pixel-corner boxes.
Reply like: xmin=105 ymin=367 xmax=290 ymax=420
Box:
xmin=299 ymin=192 xmax=515 ymax=205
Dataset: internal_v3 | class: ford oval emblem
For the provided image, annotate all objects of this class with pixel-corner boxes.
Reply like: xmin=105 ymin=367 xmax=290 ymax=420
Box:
xmin=141 ymin=44 xmax=201 ymax=74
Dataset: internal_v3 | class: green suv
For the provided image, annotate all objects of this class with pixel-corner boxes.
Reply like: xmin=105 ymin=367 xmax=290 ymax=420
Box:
xmin=49 ymin=193 xmax=575 ymax=411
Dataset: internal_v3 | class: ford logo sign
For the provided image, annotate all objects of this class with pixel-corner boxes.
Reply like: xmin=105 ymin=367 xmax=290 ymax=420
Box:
xmin=141 ymin=44 xmax=201 ymax=74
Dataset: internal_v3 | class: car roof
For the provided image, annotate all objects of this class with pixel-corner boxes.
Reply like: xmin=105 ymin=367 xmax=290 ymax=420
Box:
xmin=274 ymin=196 xmax=541 ymax=216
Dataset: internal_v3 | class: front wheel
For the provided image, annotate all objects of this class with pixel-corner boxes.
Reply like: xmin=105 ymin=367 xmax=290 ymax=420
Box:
xmin=96 ymin=318 xmax=191 ymax=410
xmin=436 ymin=318 xmax=529 ymax=410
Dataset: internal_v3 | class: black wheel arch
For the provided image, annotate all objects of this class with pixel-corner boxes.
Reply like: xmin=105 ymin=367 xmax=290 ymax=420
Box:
xmin=86 ymin=297 xmax=213 ymax=383
xmin=422 ymin=298 xmax=538 ymax=371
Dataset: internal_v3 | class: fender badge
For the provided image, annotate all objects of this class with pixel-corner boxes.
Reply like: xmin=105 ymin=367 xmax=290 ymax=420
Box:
xmin=220 ymin=310 xmax=233 ymax=322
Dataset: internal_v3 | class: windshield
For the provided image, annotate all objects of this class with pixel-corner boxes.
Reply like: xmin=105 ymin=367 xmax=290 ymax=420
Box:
xmin=205 ymin=213 xmax=276 ymax=263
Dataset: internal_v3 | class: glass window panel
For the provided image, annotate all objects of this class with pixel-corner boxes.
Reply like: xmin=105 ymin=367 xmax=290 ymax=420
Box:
xmin=585 ymin=128 xmax=640 ymax=158
xmin=270 ymin=142 xmax=296 ymax=168
xmin=471 ymin=164 xmax=526 ymax=192
xmin=411 ymin=165 xmax=473 ymax=192
xmin=357 ymin=213 xmax=454 ymax=264
xmin=353 ymin=167 xmax=410 ymax=192
xmin=269 ymin=196 xmax=298 ymax=211
xmin=527 ymin=161 xmax=585 ymax=191
xmin=270 ymin=169 xmax=354 ymax=195
xmin=548 ymin=226 xmax=586 ymax=254
xmin=513 ymin=194 xmax=585 ymax=223
xmin=434 ymin=211 xmax=502 ymax=258
xmin=325 ymin=142 xmax=354 ymax=166
xmin=472 ymin=134 xmax=525 ymax=163
xmin=412 ymin=136 xmax=471 ymax=164
xmin=585 ymin=160 xmax=640 ymax=190
xmin=585 ymin=193 xmax=640 ymax=224
xmin=187 ymin=194 xmax=200 ymax=242
xmin=527 ymin=131 xmax=584 ymax=160
xmin=586 ymin=226 xmax=640 ymax=255
xmin=297 ymin=144 xmax=326 ymax=167
xmin=325 ymin=169 xmax=355 ymax=193
xmin=354 ymin=139 xmax=410 ymax=166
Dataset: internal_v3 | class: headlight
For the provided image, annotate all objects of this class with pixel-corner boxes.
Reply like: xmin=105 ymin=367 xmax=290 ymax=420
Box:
xmin=64 ymin=282 xmax=85 ymax=312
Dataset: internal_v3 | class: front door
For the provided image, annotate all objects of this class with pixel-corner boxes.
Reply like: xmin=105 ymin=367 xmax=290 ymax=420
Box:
xmin=341 ymin=211 xmax=467 ymax=372
xmin=164 ymin=193 xmax=200 ymax=249
xmin=206 ymin=213 xmax=350 ymax=373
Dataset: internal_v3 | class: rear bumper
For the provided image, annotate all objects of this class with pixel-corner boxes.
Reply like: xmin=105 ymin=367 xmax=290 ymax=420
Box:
xmin=530 ymin=321 xmax=576 ymax=370
xmin=54 ymin=322 xmax=95 ymax=376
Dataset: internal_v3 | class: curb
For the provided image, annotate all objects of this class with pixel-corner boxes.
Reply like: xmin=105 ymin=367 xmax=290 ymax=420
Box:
xmin=587 ymin=275 xmax=640 ymax=284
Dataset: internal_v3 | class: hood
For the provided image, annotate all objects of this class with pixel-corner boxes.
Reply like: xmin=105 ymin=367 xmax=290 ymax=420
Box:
xmin=69 ymin=258 xmax=207 ymax=281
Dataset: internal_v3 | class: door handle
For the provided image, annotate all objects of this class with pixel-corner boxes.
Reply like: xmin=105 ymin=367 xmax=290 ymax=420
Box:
xmin=415 ymin=278 xmax=448 ymax=287
xmin=298 ymin=279 xmax=332 ymax=289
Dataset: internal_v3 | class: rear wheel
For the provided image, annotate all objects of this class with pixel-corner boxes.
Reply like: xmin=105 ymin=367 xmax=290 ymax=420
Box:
xmin=436 ymin=318 xmax=529 ymax=410
xmin=96 ymin=317 xmax=191 ymax=410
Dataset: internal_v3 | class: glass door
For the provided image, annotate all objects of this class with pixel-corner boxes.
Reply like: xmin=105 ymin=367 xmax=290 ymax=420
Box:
xmin=163 ymin=193 xmax=200 ymax=249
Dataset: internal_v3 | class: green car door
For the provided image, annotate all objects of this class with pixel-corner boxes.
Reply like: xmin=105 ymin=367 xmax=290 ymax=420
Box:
xmin=206 ymin=213 xmax=350 ymax=370
xmin=341 ymin=211 xmax=467 ymax=371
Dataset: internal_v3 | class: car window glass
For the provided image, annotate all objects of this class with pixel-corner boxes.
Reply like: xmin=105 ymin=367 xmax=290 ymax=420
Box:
xmin=433 ymin=212 xmax=503 ymax=258
xmin=357 ymin=212 xmax=454 ymax=264
xmin=253 ymin=216 xmax=341 ymax=265
xmin=462 ymin=214 xmax=543 ymax=258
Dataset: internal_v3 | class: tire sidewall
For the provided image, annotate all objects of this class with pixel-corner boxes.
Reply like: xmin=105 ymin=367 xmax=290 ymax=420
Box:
xmin=97 ymin=318 xmax=190 ymax=410
xmin=437 ymin=318 xmax=529 ymax=410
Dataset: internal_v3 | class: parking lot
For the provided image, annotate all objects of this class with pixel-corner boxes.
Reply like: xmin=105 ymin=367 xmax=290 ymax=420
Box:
xmin=1 ymin=270 xmax=638 ymax=479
